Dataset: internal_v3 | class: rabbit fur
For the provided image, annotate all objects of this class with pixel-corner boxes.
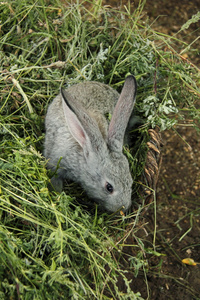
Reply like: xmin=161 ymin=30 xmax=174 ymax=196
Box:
xmin=44 ymin=75 xmax=137 ymax=212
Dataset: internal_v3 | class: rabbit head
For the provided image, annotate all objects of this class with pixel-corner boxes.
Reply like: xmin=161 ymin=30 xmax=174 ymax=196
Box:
xmin=45 ymin=75 xmax=137 ymax=212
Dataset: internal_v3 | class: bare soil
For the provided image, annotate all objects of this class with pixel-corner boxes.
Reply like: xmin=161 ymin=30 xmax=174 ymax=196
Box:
xmin=138 ymin=1 xmax=200 ymax=299
xmin=105 ymin=0 xmax=200 ymax=299
xmin=130 ymin=126 xmax=200 ymax=299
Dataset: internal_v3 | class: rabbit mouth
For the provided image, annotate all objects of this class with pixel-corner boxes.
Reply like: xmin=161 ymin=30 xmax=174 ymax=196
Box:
xmin=93 ymin=197 xmax=129 ymax=213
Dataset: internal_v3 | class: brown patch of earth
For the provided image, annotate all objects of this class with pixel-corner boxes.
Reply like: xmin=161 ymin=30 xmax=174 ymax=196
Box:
xmin=135 ymin=1 xmax=200 ymax=298
xmin=128 ymin=125 xmax=200 ymax=299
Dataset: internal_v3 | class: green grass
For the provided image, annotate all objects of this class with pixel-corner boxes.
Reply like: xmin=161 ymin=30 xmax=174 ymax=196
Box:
xmin=0 ymin=0 xmax=199 ymax=299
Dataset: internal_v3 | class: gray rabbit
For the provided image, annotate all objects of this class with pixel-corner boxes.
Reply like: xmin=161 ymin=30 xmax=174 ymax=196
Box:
xmin=44 ymin=75 xmax=137 ymax=212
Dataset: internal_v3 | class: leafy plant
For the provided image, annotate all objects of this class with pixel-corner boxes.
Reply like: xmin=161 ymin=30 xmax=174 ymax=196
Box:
xmin=0 ymin=0 xmax=199 ymax=299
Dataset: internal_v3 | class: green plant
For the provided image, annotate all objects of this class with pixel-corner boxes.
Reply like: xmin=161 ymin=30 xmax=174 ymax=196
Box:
xmin=0 ymin=0 xmax=199 ymax=299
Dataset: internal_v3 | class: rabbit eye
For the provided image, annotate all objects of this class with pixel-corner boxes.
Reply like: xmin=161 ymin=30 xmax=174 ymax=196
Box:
xmin=105 ymin=182 xmax=114 ymax=194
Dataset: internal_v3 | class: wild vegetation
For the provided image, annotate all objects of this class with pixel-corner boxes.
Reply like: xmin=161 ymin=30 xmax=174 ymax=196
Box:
xmin=0 ymin=0 xmax=199 ymax=299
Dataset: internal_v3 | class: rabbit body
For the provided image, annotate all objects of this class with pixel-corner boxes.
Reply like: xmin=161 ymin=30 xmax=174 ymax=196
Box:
xmin=44 ymin=76 xmax=137 ymax=212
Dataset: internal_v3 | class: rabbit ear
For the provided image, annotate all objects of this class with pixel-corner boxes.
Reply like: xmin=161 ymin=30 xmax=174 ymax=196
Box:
xmin=61 ymin=88 xmax=104 ymax=157
xmin=108 ymin=75 xmax=137 ymax=152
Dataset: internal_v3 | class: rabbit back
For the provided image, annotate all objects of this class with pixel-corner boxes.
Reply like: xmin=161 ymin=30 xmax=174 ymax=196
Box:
xmin=65 ymin=81 xmax=119 ymax=114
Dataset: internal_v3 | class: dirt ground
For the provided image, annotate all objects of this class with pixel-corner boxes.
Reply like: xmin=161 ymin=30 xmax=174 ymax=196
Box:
xmin=132 ymin=1 xmax=200 ymax=299
xmin=144 ymin=1 xmax=200 ymax=299
xmin=130 ymin=126 xmax=200 ymax=299
xmin=106 ymin=0 xmax=200 ymax=299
